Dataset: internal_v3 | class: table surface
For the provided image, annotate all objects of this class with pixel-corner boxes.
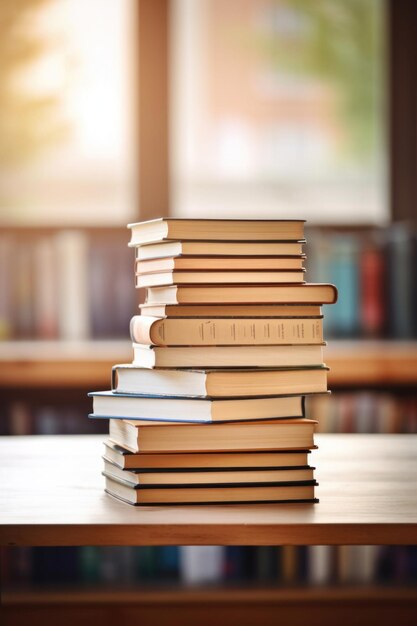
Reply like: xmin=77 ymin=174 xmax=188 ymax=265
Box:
xmin=1 ymin=434 xmax=416 ymax=546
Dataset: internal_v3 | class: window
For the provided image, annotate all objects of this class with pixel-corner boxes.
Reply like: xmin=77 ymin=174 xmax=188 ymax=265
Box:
xmin=171 ymin=0 xmax=387 ymax=223
xmin=0 ymin=0 xmax=136 ymax=225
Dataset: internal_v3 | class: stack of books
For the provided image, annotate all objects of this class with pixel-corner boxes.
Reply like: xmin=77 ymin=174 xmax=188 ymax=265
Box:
xmin=89 ymin=218 xmax=337 ymax=505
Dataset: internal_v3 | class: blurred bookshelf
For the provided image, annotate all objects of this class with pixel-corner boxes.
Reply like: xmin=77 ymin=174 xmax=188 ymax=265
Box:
xmin=0 ymin=223 xmax=417 ymax=437
xmin=2 ymin=545 xmax=417 ymax=622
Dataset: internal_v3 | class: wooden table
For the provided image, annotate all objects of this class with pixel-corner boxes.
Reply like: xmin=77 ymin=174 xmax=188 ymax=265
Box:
xmin=1 ymin=434 xmax=416 ymax=546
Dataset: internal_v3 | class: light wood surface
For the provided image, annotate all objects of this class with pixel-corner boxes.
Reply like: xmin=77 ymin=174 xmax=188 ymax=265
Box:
xmin=1 ymin=434 xmax=416 ymax=546
xmin=1 ymin=340 xmax=416 ymax=387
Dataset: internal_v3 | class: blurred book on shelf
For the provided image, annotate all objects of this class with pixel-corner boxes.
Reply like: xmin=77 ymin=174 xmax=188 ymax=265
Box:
xmin=309 ymin=391 xmax=417 ymax=434
xmin=3 ymin=545 xmax=417 ymax=590
xmin=1 ymin=224 xmax=416 ymax=341
xmin=0 ymin=228 xmax=136 ymax=341
xmin=307 ymin=224 xmax=417 ymax=339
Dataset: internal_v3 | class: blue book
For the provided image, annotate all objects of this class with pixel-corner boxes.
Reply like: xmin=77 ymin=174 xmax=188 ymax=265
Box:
xmin=329 ymin=235 xmax=360 ymax=338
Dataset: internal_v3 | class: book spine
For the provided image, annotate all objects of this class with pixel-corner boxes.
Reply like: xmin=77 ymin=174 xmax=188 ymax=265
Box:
xmin=130 ymin=315 xmax=156 ymax=344
xmin=14 ymin=239 xmax=35 ymax=338
xmin=0 ymin=235 xmax=14 ymax=339
xmin=55 ymin=230 xmax=90 ymax=340
xmin=330 ymin=236 xmax=360 ymax=337
xmin=360 ymin=244 xmax=385 ymax=337
xmin=179 ymin=547 xmax=225 ymax=584
xmin=386 ymin=225 xmax=413 ymax=338
xmin=130 ymin=316 xmax=323 ymax=346
xmin=34 ymin=236 xmax=59 ymax=339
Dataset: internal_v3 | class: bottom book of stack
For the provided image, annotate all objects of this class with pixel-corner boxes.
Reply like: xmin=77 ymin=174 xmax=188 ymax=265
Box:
xmin=103 ymin=419 xmax=318 ymax=505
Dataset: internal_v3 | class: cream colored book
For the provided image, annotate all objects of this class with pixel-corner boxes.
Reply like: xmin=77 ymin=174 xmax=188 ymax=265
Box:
xmin=139 ymin=303 xmax=322 ymax=318
xmin=145 ymin=284 xmax=338 ymax=305
xmin=136 ymin=256 xmax=305 ymax=273
xmin=103 ymin=441 xmax=313 ymax=470
xmin=105 ymin=476 xmax=317 ymax=505
xmin=130 ymin=316 xmax=323 ymax=346
xmin=128 ymin=218 xmax=305 ymax=245
xmin=108 ymin=417 xmax=318 ymax=453
xmin=102 ymin=458 xmax=315 ymax=485
xmin=112 ymin=365 xmax=328 ymax=397
xmin=132 ymin=343 xmax=325 ymax=369
xmin=136 ymin=241 xmax=305 ymax=259
xmin=136 ymin=270 xmax=305 ymax=288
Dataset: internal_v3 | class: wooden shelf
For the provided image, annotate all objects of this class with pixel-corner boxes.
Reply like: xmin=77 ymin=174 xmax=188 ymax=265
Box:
xmin=325 ymin=341 xmax=417 ymax=386
xmin=3 ymin=586 xmax=417 ymax=626
xmin=3 ymin=585 xmax=417 ymax=605
xmin=0 ymin=340 xmax=131 ymax=388
xmin=0 ymin=340 xmax=416 ymax=388
xmin=1 ymin=434 xmax=417 ymax=547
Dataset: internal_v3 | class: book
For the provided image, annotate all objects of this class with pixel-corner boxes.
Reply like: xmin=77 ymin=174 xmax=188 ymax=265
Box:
xmin=103 ymin=441 xmax=313 ymax=470
xmin=105 ymin=475 xmax=317 ymax=505
xmin=180 ymin=547 xmax=225 ymax=584
xmin=329 ymin=236 xmax=360 ymax=337
xmin=55 ymin=230 xmax=90 ymax=340
xmin=33 ymin=236 xmax=58 ymax=339
xmin=386 ymin=224 xmax=414 ymax=339
xmin=128 ymin=218 xmax=305 ymax=245
xmin=136 ymin=241 xmax=305 ymax=260
xmin=15 ymin=239 xmax=35 ymax=338
xmin=89 ymin=392 xmax=305 ymax=423
xmin=136 ymin=270 xmax=306 ymax=288
xmin=132 ymin=343 xmax=325 ymax=369
xmin=112 ymin=365 xmax=328 ymax=397
xmin=360 ymin=241 xmax=384 ymax=337
xmin=0 ymin=235 xmax=13 ymax=339
xmin=136 ymin=256 xmax=305 ymax=273
xmin=130 ymin=316 xmax=324 ymax=346
xmin=108 ymin=418 xmax=317 ymax=453
xmin=139 ymin=303 xmax=322 ymax=318
xmin=102 ymin=458 xmax=315 ymax=485
xmin=145 ymin=284 xmax=338 ymax=305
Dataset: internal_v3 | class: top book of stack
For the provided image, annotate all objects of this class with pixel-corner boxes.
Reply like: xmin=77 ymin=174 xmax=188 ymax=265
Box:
xmin=128 ymin=218 xmax=306 ymax=245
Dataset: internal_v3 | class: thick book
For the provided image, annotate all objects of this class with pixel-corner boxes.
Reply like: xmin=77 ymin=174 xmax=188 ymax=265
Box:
xmin=139 ymin=303 xmax=322 ymax=318
xmin=136 ymin=270 xmax=305 ymax=288
xmin=136 ymin=241 xmax=305 ymax=259
xmin=108 ymin=417 xmax=317 ymax=453
xmin=102 ymin=458 xmax=315 ymax=485
xmin=132 ymin=343 xmax=325 ymax=369
xmin=145 ymin=284 xmax=338 ymax=305
xmin=105 ymin=475 xmax=318 ymax=505
xmin=89 ymin=392 xmax=305 ymax=423
xmin=112 ymin=365 xmax=328 ymax=397
xmin=136 ymin=256 xmax=305 ymax=273
xmin=130 ymin=315 xmax=324 ymax=346
xmin=128 ymin=218 xmax=305 ymax=246
xmin=103 ymin=441 xmax=313 ymax=470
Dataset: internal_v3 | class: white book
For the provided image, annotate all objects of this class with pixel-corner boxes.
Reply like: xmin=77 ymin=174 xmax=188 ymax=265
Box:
xmin=55 ymin=230 xmax=90 ymax=340
xmin=34 ymin=237 xmax=58 ymax=338
xmin=309 ymin=545 xmax=332 ymax=585
xmin=180 ymin=546 xmax=225 ymax=584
